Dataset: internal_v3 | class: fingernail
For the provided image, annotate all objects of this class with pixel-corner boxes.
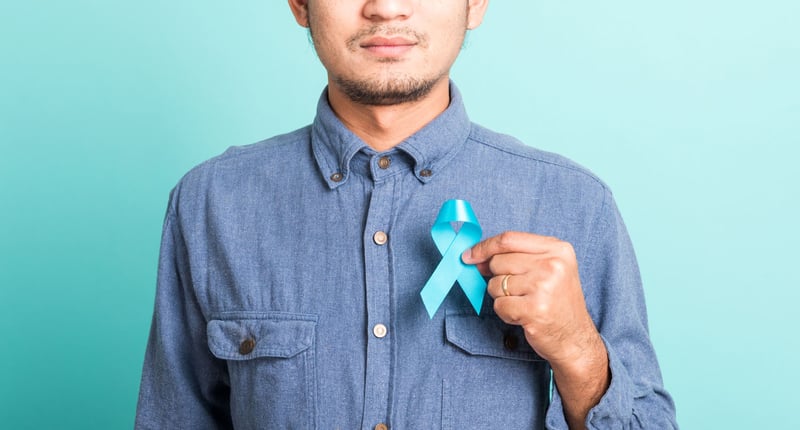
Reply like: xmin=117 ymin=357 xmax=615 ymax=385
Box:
xmin=461 ymin=248 xmax=472 ymax=263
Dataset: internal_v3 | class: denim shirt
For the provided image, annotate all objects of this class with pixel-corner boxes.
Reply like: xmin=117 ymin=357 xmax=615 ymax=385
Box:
xmin=135 ymin=84 xmax=677 ymax=429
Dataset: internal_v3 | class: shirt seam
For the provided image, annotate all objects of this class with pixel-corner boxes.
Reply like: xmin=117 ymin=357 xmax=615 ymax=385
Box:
xmin=467 ymin=131 xmax=608 ymax=190
xmin=581 ymin=188 xmax=611 ymax=271
xmin=197 ymin=131 xmax=309 ymax=170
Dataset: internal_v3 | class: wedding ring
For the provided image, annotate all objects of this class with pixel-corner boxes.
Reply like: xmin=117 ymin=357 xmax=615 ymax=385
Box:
xmin=501 ymin=274 xmax=512 ymax=296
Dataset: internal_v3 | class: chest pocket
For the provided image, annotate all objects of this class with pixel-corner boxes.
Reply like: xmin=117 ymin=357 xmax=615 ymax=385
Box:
xmin=445 ymin=310 xmax=544 ymax=361
xmin=207 ymin=312 xmax=318 ymax=430
xmin=441 ymin=310 xmax=549 ymax=429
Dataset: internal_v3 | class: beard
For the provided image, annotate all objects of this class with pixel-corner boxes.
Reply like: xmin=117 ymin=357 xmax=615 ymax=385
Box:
xmin=308 ymin=20 xmax=456 ymax=106
xmin=331 ymin=72 xmax=440 ymax=106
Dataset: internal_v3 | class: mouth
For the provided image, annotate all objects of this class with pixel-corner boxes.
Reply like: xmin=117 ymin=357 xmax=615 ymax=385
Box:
xmin=360 ymin=36 xmax=417 ymax=57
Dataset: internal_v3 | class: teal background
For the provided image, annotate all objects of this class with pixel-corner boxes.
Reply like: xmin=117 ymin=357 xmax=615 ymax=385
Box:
xmin=1 ymin=1 xmax=798 ymax=428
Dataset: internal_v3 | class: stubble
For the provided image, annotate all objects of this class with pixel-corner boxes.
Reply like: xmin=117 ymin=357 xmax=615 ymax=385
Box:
xmin=308 ymin=18 xmax=464 ymax=106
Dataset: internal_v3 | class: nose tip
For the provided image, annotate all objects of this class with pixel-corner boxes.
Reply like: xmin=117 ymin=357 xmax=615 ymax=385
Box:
xmin=363 ymin=0 xmax=413 ymax=21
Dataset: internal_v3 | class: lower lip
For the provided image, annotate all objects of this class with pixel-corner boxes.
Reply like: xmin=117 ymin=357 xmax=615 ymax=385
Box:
xmin=362 ymin=44 xmax=415 ymax=57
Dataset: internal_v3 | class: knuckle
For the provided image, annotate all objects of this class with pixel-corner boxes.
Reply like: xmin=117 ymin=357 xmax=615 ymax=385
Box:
xmin=487 ymin=276 xmax=501 ymax=297
xmin=493 ymin=300 xmax=521 ymax=325
xmin=541 ymin=235 xmax=561 ymax=245
xmin=492 ymin=299 xmax=503 ymax=315
xmin=534 ymin=300 xmax=551 ymax=316
xmin=544 ymin=257 xmax=568 ymax=276
xmin=523 ymin=325 xmax=538 ymax=340
xmin=487 ymin=258 xmax=501 ymax=273
xmin=497 ymin=231 xmax=518 ymax=248
xmin=557 ymin=241 xmax=576 ymax=258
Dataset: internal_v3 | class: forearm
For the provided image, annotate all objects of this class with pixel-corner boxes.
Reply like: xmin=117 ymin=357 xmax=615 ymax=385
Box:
xmin=551 ymin=332 xmax=610 ymax=430
xmin=543 ymin=192 xmax=676 ymax=428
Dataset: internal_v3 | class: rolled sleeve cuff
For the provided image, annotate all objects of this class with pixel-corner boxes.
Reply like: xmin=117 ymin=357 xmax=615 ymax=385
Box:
xmin=545 ymin=335 xmax=634 ymax=429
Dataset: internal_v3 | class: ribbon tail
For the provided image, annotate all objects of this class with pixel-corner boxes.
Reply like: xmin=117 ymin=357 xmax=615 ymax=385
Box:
xmin=457 ymin=266 xmax=487 ymax=315
xmin=420 ymin=253 xmax=462 ymax=319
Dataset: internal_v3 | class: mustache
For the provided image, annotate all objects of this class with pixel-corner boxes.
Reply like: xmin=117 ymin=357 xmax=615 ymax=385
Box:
xmin=346 ymin=25 xmax=429 ymax=50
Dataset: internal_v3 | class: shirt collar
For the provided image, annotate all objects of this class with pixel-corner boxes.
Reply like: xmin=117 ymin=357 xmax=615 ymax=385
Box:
xmin=311 ymin=81 xmax=471 ymax=189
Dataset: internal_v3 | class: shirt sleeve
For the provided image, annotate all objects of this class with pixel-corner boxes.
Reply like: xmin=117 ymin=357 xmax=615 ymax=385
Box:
xmin=134 ymin=190 xmax=233 ymax=429
xmin=545 ymin=189 xmax=678 ymax=429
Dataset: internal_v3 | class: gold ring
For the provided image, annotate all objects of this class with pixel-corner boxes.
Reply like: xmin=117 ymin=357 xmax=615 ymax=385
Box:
xmin=501 ymin=274 xmax=512 ymax=296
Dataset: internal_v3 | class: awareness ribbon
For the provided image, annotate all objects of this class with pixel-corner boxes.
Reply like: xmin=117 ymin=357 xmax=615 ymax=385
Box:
xmin=420 ymin=199 xmax=487 ymax=318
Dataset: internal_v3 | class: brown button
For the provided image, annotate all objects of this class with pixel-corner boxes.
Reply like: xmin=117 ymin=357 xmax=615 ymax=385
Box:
xmin=375 ymin=424 xmax=389 ymax=430
xmin=503 ymin=333 xmax=518 ymax=351
xmin=239 ymin=338 xmax=256 ymax=355
xmin=373 ymin=231 xmax=388 ymax=245
xmin=419 ymin=169 xmax=432 ymax=177
xmin=377 ymin=156 xmax=391 ymax=169
xmin=330 ymin=172 xmax=343 ymax=182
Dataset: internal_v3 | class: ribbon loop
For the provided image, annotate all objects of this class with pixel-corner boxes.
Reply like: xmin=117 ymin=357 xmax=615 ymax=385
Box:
xmin=420 ymin=200 xmax=487 ymax=318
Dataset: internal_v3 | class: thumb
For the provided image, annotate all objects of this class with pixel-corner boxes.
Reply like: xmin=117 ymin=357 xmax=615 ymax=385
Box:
xmin=462 ymin=240 xmax=489 ymax=264
xmin=461 ymin=245 xmax=494 ymax=276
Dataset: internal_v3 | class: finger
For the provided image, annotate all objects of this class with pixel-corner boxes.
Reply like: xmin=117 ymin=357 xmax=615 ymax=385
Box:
xmin=470 ymin=260 xmax=492 ymax=277
xmin=492 ymin=295 xmax=535 ymax=327
xmin=472 ymin=252 xmax=533 ymax=277
xmin=485 ymin=252 xmax=539 ymax=278
xmin=487 ymin=274 xmax=515 ymax=299
xmin=486 ymin=272 xmax=536 ymax=299
xmin=462 ymin=231 xmax=557 ymax=264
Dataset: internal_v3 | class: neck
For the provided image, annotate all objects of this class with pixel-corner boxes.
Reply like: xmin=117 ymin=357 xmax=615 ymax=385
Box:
xmin=326 ymin=78 xmax=451 ymax=152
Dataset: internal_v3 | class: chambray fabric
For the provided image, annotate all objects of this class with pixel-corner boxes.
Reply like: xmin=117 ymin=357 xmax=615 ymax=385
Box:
xmin=135 ymin=84 xmax=677 ymax=429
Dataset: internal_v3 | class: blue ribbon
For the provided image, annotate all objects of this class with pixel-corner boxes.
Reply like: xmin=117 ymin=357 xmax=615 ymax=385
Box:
xmin=420 ymin=199 xmax=487 ymax=318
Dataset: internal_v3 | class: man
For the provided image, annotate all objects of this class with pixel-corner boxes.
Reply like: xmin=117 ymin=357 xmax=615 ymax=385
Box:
xmin=136 ymin=0 xmax=677 ymax=428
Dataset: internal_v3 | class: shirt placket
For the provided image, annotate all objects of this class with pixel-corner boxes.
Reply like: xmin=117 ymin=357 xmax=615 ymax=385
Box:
xmin=361 ymin=154 xmax=397 ymax=430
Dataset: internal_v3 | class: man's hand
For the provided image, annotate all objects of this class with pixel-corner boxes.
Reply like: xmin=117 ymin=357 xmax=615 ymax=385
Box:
xmin=462 ymin=231 xmax=610 ymax=429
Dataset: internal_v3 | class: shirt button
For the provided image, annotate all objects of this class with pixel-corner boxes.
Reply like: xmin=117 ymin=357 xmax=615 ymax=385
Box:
xmin=419 ymin=168 xmax=432 ymax=177
xmin=375 ymin=424 xmax=389 ymax=430
xmin=330 ymin=172 xmax=343 ymax=182
xmin=239 ymin=338 xmax=256 ymax=355
xmin=373 ymin=324 xmax=388 ymax=338
xmin=503 ymin=333 xmax=519 ymax=351
xmin=377 ymin=156 xmax=391 ymax=169
xmin=373 ymin=231 xmax=388 ymax=245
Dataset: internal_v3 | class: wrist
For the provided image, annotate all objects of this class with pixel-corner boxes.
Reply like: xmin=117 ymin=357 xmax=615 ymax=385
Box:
xmin=551 ymin=330 xmax=610 ymax=393
xmin=550 ymin=333 xmax=610 ymax=429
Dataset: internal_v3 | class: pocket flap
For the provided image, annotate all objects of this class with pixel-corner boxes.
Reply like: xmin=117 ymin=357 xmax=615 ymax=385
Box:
xmin=207 ymin=313 xmax=317 ymax=360
xmin=445 ymin=310 xmax=544 ymax=362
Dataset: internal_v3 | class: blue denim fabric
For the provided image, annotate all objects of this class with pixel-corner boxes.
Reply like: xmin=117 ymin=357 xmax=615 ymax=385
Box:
xmin=135 ymin=84 xmax=677 ymax=429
